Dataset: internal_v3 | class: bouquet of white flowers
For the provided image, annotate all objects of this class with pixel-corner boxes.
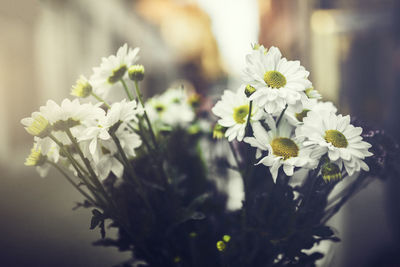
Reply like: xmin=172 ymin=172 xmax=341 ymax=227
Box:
xmin=22 ymin=44 xmax=399 ymax=267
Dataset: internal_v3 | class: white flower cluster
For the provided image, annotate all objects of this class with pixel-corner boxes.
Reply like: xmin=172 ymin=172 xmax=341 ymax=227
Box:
xmin=22 ymin=44 xmax=196 ymax=180
xmin=212 ymin=45 xmax=372 ymax=182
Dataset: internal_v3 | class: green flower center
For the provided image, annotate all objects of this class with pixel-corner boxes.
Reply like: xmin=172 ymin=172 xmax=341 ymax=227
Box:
xmin=263 ymin=70 xmax=286 ymax=89
xmin=108 ymin=64 xmax=127 ymax=84
xmin=295 ymin=109 xmax=310 ymax=122
xmin=233 ymin=105 xmax=250 ymax=124
xmin=271 ymin=137 xmax=299 ymax=160
xmin=155 ymin=104 xmax=165 ymax=113
xmin=325 ymin=130 xmax=348 ymax=148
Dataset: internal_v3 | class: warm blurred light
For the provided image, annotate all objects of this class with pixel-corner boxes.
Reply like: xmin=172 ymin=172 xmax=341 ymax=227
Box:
xmin=136 ymin=0 xmax=224 ymax=81
xmin=195 ymin=0 xmax=259 ymax=77
xmin=310 ymin=9 xmax=341 ymax=104
xmin=311 ymin=10 xmax=337 ymax=34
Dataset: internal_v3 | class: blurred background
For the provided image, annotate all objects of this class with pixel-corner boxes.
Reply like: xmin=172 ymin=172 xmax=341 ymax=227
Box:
xmin=1 ymin=0 xmax=400 ymax=266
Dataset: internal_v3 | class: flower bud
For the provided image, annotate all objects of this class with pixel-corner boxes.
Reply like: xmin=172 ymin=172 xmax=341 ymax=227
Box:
xmin=128 ymin=64 xmax=145 ymax=81
xmin=71 ymin=76 xmax=92 ymax=98
xmin=245 ymin=84 xmax=256 ymax=97
xmin=321 ymin=161 xmax=342 ymax=182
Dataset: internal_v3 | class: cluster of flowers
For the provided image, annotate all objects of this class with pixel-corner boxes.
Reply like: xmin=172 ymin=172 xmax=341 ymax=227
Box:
xmin=22 ymin=44 xmax=195 ymax=182
xmin=212 ymin=45 xmax=372 ymax=182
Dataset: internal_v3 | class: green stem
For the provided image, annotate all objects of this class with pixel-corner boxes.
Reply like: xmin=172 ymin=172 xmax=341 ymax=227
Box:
xmin=49 ymin=161 xmax=96 ymax=205
xmin=120 ymin=79 xmax=134 ymax=101
xmin=110 ymin=131 xmax=154 ymax=215
xmin=276 ymin=104 xmax=288 ymax=127
xmin=91 ymin=92 xmax=111 ymax=109
xmin=134 ymin=80 xmax=158 ymax=149
xmin=245 ymin=100 xmax=253 ymax=136
xmin=64 ymin=129 xmax=113 ymax=209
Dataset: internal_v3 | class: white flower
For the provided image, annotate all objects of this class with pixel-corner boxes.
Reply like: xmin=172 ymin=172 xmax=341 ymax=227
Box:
xmin=105 ymin=99 xmax=143 ymax=127
xmin=21 ymin=112 xmax=50 ymax=137
xmin=25 ymin=138 xmax=61 ymax=177
xmin=39 ymin=98 xmax=105 ymax=129
xmin=212 ymin=87 xmax=263 ymax=142
xmin=146 ymin=87 xmax=195 ymax=128
xmin=243 ymin=46 xmax=312 ymax=114
xmin=244 ymin=117 xmax=316 ymax=182
xmin=79 ymin=99 xmax=142 ymax=161
xmin=285 ymin=99 xmax=337 ymax=126
xmin=296 ymin=110 xmax=373 ymax=176
xmin=96 ymin=154 xmax=124 ymax=180
xmin=90 ymin=44 xmax=140 ymax=100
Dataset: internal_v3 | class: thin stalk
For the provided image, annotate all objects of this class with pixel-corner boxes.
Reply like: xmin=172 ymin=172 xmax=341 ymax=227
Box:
xmin=110 ymin=132 xmax=154 ymax=216
xmin=49 ymin=161 xmax=96 ymax=205
xmin=64 ymin=129 xmax=113 ymax=209
xmin=91 ymin=92 xmax=111 ymax=109
xmin=276 ymin=104 xmax=288 ymax=127
xmin=120 ymin=79 xmax=134 ymax=101
xmin=134 ymin=80 xmax=158 ymax=149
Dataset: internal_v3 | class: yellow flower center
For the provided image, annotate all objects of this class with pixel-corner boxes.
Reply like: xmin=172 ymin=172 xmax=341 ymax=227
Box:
xmin=263 ymin=70 xmax=286 ymax=89
xmin=325 ymin=130 xmax=348 ymax=148
xmin=271 ymin=137 xmax=299 ymax=160
xmin=108 ymin=64 xmax=127 ymax=84
xmin=233 ymin=105 xmax=250 ymax=124
xmin=25 ymin=146 xmax=46 ymax=166
xmin=295 ymin=109 xmax=310 ymax=122
xmin=26 ymin=115 xmax=50 ymax=137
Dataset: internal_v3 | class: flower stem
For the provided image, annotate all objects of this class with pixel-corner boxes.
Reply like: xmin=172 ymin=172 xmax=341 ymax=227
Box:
xmin=91 ymin=92 xmax=111 ymax=109
xmin=245 ymin=100 xmax=253 ymax=136
xmin=134 ymin=80 xmax=158 ymax=149
xmin=48 ymin=161 xmax=96 ymax=205
xmin=276 ymin=104 xmax=288 ymax=127
xmin=120 ymin=79 xmax=134 ymax=101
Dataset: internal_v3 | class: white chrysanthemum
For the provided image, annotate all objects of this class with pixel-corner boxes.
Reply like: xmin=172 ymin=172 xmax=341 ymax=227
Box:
xmin=90 ymin=44 xmax=140 ymax=100
xmin=79 ymin=100 xmax=142 ymax=163
xmin=243 ymin=46 xmax=312 ymax=114
xmin=21 ymin=112 xmax=50 ymax=137
xmin=39 ymin=99 xmax=105 ymax=129
xmin=244 ymin=117 xmax=316 ymax=182
xmin=296 ymin=110 xmax=372 ymax=176
xmin=285 ymin=99 xmax=337 ymax=126
xmin=212 ymin=87 xmax=264 ymax=142
xmin=146 ymin=87 xmax=195 ymax=128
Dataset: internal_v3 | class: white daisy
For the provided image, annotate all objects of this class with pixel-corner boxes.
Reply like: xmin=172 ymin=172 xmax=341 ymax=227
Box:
xmin=285 ymin=99 xmax=337 ymax=126
xmin=296 ymin=110 xmax=373 ymax=176
xmin=244 ymin=117 xmax=316 ymax=182
xmin=90 ymin=43 xmax=140 ymax=101
xmin=79 ymin=99 xmax=143 ymax=163
xmin=39 ymin=99 xmax=105 ymax=130
xmin=243 ymin=46 xmax=312 ymax=114
xmin=212 ymin=87 xmax=263 ymax=142
xmin=146 ymin=87 xmax=195 ymax=128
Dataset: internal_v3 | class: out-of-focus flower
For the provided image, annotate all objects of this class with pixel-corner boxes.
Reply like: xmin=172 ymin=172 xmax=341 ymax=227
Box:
xmin=297 ymin=111 xmax=372 ymax=176
xmin=71 ymin=75 xmax=92 ymax=98
xmin=90 ymin=44 xmax=140 ymax=100
xmin=212 ymin=87 xmax=263 ymax=142
xmin=146 ymin=87 xmax=195 ymax=128
xmin=243 ymin=46 xmax=311 ymax=114
xmin=21 ymin=112 xmax=50 ymax=137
